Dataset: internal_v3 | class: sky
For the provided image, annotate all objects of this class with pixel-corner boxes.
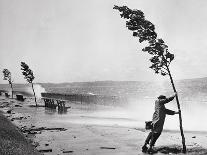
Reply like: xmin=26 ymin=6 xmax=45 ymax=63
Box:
xmin=1 ymin=0 xmax=207 ymax=83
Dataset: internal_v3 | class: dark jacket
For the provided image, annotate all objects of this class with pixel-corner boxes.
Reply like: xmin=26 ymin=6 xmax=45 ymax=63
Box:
xmin=152 ymin=96 xmax=175 ymax=133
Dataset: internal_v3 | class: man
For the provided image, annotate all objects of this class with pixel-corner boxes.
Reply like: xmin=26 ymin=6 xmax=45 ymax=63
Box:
xmin=142 ymin=93 xmax=180 ymax=153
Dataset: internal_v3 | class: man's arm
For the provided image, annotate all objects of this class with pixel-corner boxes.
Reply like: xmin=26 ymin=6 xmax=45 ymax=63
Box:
xmin=160 ymin=93 xmax=177 ymax=104
xmin=165 ymin=109 xmax=175 ymax=115
xmin=165 ymin=109 xmax=180 ymax=115
xmin=174 ymin=110 xmax=181 ymax=114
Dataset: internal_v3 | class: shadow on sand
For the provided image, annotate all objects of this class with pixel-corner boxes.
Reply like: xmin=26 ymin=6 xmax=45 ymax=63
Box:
xmin=155 ymin=145 xmax=207 ymax=154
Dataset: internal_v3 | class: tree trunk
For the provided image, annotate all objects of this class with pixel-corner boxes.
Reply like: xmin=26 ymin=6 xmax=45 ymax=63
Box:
xmin=166 ymin=66 xmax=186 ymax=153
xmin=31 ymin=83 xmax=37 ymax=107
xmin=10 ymin=82 xmax=13 ymax=99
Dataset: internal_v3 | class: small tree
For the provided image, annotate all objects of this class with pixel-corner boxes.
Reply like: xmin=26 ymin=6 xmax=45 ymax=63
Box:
xmin=2 ymin=69 xmax=14 ymax=98
xmin=21 ymin=62 xmax=37 ymax=106
xmin=114 ymin=5 xmax=186 ymax=153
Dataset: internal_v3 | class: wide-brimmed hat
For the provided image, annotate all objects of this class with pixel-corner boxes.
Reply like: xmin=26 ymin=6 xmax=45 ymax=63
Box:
xmin=158 ymin=95 xmax=166 ymax=99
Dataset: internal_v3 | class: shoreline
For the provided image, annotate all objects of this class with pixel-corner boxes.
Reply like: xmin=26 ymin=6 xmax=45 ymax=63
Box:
xmin=1 ymin=97 xmax=207 ymax=154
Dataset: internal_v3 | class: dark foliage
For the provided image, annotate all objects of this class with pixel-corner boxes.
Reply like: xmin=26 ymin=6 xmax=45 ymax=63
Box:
xmin=21 ymin=62 xmax=35 ymax=83
xmin=113 ymin=5 xmax=174 ymax=76
xmin=2 ymin=69 xmax=12 ymax=84
xmin=20 ymin=62 xmax=37 ymax=105
xmin=2 ymin=69 xmax=14 ymax=98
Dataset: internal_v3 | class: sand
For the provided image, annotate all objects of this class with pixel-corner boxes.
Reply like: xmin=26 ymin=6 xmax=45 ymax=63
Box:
xmin=0 ymin=96 xmax=207 ymax=155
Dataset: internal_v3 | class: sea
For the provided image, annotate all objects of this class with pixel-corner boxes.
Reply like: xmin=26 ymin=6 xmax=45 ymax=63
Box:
xmin=1 ymin=78 xmax=207 ymax=132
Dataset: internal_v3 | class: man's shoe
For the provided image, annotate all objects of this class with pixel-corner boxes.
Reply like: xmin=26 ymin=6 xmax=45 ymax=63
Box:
xmin=147 ymin=147 xmax=157 ymax=154
xmin=142 ymin=145 xmax=148 ymax=153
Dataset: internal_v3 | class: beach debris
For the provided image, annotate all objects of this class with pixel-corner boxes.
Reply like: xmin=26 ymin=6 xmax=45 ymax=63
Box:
xmin=63 ymin=150 xmax=74 ymax=153
xmin=14 ymin=104 xmax=22 ymax=107
xmin=7 ymin=109 xmax=12 ymax=114
xmin=16 ymin=94 xmax=25 ymax=101
xmin=32 ymin=141 xmax=40 ymax=147
xmin=38 ymin=149 xmax=52 ymax=153
xmin=5 ymin=92 xmax=10 ymax=98
xmin=29 ymin=131 xmax=41 ymax=134
xmin=10 ymin=116 xmax=27 ymax=121
xmin=100 ymin=147 xmax=116 ymax=150
xmin=0 ymin=102 xmax=10 ymax=108
xmin=32 ymin=127 xmax=67 ymax=131
xmin=21 ymin=126 xmax=67 ymax=134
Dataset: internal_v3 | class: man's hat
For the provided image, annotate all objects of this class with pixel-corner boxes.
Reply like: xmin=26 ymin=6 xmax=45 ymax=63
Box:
xmin=158 ymin=95 xmax=166 ymax=99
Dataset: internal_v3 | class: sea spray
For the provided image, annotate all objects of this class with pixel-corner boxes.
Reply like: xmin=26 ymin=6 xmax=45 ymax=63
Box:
xmin=44 ymin=94 xmax=207 ymax=132
xmin=33 ymin=84 xmax=46 ymax=98
xmin=24 ymin=84 xmax=46 ymax=98
xmin=125 ymin=98 xmax=207 ymax=132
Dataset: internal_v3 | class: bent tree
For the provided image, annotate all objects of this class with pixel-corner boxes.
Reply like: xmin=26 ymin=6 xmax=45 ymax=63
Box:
xmin=21 ymin=62 xmax=37 ymax=106
xmin=114 ymin=5 xmax=186 ymax=153
xmin=2 ymin=69 xmax=14 ymax=98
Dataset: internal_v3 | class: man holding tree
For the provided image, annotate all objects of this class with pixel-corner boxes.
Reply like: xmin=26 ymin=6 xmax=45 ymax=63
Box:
xmin=142 ymin=93 xmax=180 ymax=153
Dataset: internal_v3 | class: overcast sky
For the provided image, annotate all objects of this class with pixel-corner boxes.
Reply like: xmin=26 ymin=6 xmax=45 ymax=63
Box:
xmin=1 ymin=0 xmax=207 ymax=83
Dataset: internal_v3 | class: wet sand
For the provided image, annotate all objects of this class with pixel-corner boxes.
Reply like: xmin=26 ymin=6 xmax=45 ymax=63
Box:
xmin=1 ymin=96 xmax=207 ymax=155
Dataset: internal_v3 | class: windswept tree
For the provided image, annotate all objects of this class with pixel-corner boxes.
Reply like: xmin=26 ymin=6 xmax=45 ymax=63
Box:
xmin=2 ymin=69 xmax=14 ymax=98
xmin=21 ymin=62 xmax=37 ymax=106
xmin=114 ymin=5 xmax=186 ymax=153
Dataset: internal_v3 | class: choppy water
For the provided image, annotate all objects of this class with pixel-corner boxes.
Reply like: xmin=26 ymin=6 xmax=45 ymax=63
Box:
xmin=1 ymin=79 xmax=207 ymax=132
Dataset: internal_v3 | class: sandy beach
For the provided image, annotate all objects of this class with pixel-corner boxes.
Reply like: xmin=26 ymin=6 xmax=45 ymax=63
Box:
xmin=1 ymin=96 xmax=207 ymax=155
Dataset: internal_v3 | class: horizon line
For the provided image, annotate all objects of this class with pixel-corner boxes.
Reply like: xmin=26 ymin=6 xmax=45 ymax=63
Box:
xmin=1 ymin=76 xmax=207 ymax=85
